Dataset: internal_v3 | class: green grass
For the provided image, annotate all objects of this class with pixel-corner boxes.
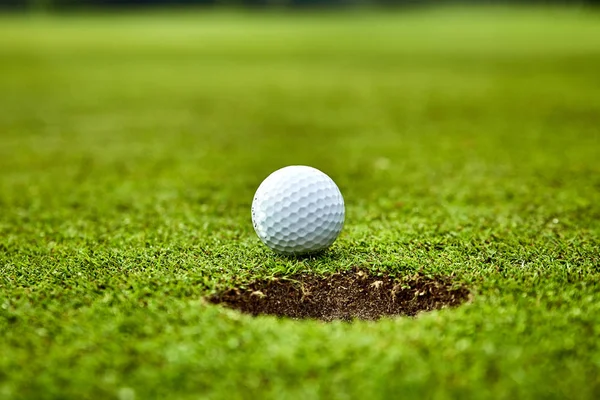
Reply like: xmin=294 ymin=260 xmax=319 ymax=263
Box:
xmin=1 ymin=7 xmax=600 ymax=399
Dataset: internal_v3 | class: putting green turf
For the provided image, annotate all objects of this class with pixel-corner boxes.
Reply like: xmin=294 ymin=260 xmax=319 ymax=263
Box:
xmin=1 ymin=7 xmax=600 ymax=399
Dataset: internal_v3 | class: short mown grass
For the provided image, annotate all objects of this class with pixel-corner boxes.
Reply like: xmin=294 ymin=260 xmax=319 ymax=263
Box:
xmin=1 ymin=7 xmax=599 ymax=399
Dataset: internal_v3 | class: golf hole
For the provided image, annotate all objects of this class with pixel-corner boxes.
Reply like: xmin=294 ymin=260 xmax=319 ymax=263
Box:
xmin=209 ymin=270 xmax=470 ymax=322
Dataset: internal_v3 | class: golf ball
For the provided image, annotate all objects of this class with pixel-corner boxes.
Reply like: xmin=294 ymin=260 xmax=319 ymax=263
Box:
xmin=251 ymin=165 xmax=345 ymax=255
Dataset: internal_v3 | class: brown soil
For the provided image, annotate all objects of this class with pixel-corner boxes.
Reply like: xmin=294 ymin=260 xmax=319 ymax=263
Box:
xmin=208 ymin=270 xmax=470 ymax=322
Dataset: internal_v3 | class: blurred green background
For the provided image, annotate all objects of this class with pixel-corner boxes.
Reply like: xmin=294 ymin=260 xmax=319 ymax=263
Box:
xmin=1 ymin=0 xmax=599 ymax=11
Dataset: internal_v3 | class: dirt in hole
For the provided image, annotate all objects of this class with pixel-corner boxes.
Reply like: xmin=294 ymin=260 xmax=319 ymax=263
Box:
xmin=209 ymin=270 xmax=470 ymax=322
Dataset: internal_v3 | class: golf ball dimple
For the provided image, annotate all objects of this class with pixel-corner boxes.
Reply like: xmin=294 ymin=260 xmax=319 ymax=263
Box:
xmin=251 ymin=165 xmax=345 ymax=255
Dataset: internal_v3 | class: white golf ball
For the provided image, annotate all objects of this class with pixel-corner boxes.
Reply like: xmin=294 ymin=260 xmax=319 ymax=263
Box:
xmin=251 ymin=165 xmax=345 ymax=255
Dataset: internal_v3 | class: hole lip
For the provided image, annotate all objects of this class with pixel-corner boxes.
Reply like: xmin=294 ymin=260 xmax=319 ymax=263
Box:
xmin=208 ymin=269 xmax=471 ymax=322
